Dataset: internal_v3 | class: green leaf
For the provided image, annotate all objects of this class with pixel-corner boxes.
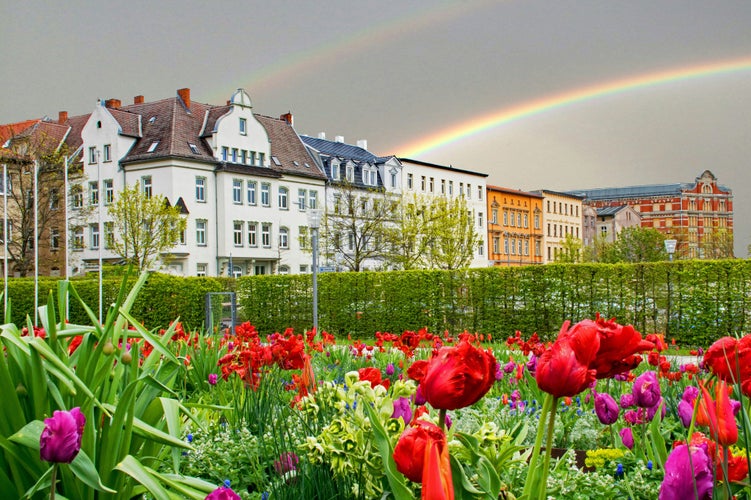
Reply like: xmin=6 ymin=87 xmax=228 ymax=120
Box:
xmin=363 ymin=401 xmax=413 ymax=500
xmin=69 ymin=446 xmax=117 ymax=493
xmin=117 ymin=309 xmax=179 ymax=365
xmin=115 ymin=455 xmax=172 ymax=499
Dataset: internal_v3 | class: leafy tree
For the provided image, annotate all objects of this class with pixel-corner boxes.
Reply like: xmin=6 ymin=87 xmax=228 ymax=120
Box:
xmin=612 ymin=226 xmax=667 ymax=262
xmin=385 ymin=194 xmax=479 ymax=270
xmin=107 ymin=182 xmax=186 ymax=271
xmin=701 ymin=228 xmax=734 ymax=259
xmin=555 ymin=234 xmax=583 ymax=263
xmin=321 ymin=181 xmax=395 ymax=272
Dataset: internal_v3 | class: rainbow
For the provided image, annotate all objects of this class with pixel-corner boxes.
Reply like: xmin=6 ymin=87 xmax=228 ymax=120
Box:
xmin=396 ymin=56 xmax=751 ymax=158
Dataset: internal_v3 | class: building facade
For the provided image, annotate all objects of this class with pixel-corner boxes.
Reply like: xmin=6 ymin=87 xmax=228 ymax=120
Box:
xmin=532 ymin=190 xmax=584 ymax=263
xmin=486 ymin=186 xmax=543 ymax=266
xmin=570 ymin=170 xmax=734 ymax=259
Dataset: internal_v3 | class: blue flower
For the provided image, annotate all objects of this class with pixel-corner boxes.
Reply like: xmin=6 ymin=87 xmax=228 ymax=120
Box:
xmin=615 ymin=463 xmax=623 ymax=478
xmin=261 ymin=492 xmax=270 ymax=500
xmin=187 ymin=433 xmax=193 ymax=443
xmin=646 ymin=460 xmax=653 ymax=471
xmin=224 ymin=479 xmax=231 ymax=488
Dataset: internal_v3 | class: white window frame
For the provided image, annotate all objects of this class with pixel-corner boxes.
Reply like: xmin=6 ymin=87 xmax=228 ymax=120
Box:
xmin=196 ymin=176 xmax=206 ymax=202
xmin=279 ymin=227 xmax=289 ymax=249
xmin=196 ymin=219 xmax=207 ymax=246
xmin=248 ymin=222 xmax=257 ymax=247
xmin=233 ymin=221 xmax=243 ymax=246
xmin=261 ymin=183 xmax=270 ymax=207
xmin=104 ymin=179 xmax=114 ymax=205
xmin=247 ymin=180 xmax=257 ymax=205
xmin=232 ymin=179 xmax=242 ymax=204
xmin=261 ymin=223 xmax=271 ymax=247
xmin=298 ymin=189 xmax=306 ymax=210
xmin=278 ymin=186 xmax=289 ymax=210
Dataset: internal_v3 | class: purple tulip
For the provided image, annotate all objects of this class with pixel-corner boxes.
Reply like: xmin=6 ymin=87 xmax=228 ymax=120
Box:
xmin=208 ymin=373 xmax=218 ymax=386
xmin=385 ymin=363 xmax=395 ymax=376
xmin=206 ymin=486 xmax=242 ymax=500
xmin=620 ymin=393 xmax=635 ymax=409
xmin=632 ymin=371 xmax=661 ymax=408
xmin=40 ymin=407 xmax=86 ymax=463
xmin=682 ymin=385 xmax=699 ymax=403
xmin=391 ymin=397 xmax=413 ymax=425
xmin=619 ymin=427 xmax=634 ymax=449
xmin=594 ymin=392 xmax=619 ymax=425
xmin=273 ymin=452 xmax=299 ymax=475
xmin=503 ymin=360 xmax=515 ymax=374
xmin=658 ymin=443 xmax=713 ymax=500
xmin=645 ymin=398 xmax=664 ymax=422
xmin=413 ymin=385 xmax=426 ymax=406
xmin=526 ymin=355 xmax=537 ymax=374
xmin=677 ymin=399 xmax=694 ymax=428
xmin=495 ymin=362 xmax=504 ymax=381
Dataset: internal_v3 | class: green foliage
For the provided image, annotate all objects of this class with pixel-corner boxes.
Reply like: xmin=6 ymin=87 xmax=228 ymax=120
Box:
xmin=107 ymin=182 xmax=188 ymax=271
xmin=611 ymin=227 xmax=667 ymax=263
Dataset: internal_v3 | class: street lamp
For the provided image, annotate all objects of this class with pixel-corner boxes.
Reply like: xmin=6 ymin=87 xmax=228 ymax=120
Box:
xmin=33 ymin=160 xmax=38 ymax=325
xmin=307 ymin=209 xmax=322 ymax=333
xmin=664 ymin=239 xmax=677 ymax=262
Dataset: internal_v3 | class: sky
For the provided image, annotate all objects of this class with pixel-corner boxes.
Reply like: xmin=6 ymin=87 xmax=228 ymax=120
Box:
xmin=2 ymin=0 xmax=750 ymax=256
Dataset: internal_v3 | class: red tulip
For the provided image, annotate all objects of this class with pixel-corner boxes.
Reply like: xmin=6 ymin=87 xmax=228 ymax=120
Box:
xmin=535 ymin=332 xmax=598 ymax=398
xmin=421 ymin=429 xmax=454 ymax=500
xmin=358 ymin=367 xmax=389 ymax=389
xmin=40 ymin=407 xmax=86 ymax=463
xmin=420 ymin=340 xmax=496 ymax=410
xmin=393 ymin=420 xmax=446 ymax=483
xmin=582 ymin=315 xmax=653 ymax=379
xmin=697 ymin=380 xmax=738 ymax=446
xmin=703 ymin=336 xmax=751 ymax=394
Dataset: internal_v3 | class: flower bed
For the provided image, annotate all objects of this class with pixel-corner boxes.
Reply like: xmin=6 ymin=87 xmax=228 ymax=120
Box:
xmin=1 ymin=273 xmax=749 ymax=499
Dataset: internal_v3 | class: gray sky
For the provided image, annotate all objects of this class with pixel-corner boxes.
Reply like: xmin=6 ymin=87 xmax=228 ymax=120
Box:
xmin=2 ymin=0 xmax=750 ymax=256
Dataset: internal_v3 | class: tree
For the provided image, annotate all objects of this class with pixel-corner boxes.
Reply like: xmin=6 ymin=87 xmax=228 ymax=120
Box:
xmin=107 ymin=183 xmax=186 ymax=271
xmin=321 ymin=181 xmax=395 ymax=272
xmin=385 ymin=194 xmax=480 ymax=270
xmin=0 ymin=127 xmax=75 ymax=277
xmin=555 ymin=234 xmax=583 ymax=263
xmin=612 ymin=226 xmax=667 ymax=263
xmin=701 ymin=228 xmax=734 ymax=259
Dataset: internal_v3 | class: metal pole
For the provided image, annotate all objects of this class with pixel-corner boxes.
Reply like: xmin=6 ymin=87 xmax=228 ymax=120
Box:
xmin=34 ymin=160 xmax=38 ymax=325
xmin=64 ymin=155 xmax=69 ymax=280
xmin=97 ymin=151 xmax=102 ymax=324
xmin=3 ymin=163 xmax=7 ymax=320
xmin=312 ymin=225 xmax=318 ymax=333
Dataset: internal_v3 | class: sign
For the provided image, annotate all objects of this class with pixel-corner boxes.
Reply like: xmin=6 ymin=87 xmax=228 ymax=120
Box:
xmin=664 ymin=239 xmax=677 ymax=254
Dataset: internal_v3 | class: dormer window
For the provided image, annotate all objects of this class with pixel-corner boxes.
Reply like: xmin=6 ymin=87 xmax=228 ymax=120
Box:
xmin=239 ymin=118 xmax=247 ymax=135
xmin=346 ymin=163 xmax=354 ymax=182
xmin=188 ymin=143 xmax=199 ymax=154
xmin=147 ymin=141 xmax=159 ymax=153
xmin=331 ymin=160 xmax=340 ymax=180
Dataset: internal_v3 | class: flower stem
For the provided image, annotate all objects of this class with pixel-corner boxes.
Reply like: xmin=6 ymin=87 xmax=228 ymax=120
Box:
xmin=49 ymin=463 xmax=57 ymax=500
xmin=522 ymin=392 xmax=555 ymax=500
xmin=538 ymin=395 xmax=559 ymax=500
xmin=438 ymin=408 xmax=447 ymax=432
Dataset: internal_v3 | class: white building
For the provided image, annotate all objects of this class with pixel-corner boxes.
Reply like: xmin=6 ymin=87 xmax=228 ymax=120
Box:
xmin=398 ymin=158 xmax=489 ymax=268
xmin=532 ymin=189 xmax=584 ymax=263
xmin=73 ymin=88 xmax=327 ymax=276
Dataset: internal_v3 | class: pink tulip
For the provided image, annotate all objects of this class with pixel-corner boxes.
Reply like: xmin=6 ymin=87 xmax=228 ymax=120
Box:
xmin=40 ymin=407 xmax=86 ymax=463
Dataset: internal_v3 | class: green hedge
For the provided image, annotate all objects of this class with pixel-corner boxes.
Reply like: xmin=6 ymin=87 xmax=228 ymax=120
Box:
xmin=237 ymin=260 xmax=751 ymax=346
xmin=3 ymin=260 xmax=750 ymax=346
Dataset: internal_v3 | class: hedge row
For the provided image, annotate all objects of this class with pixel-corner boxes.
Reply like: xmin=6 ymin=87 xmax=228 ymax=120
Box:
xmin=4 ymin=260 xmax=750 ymax=347
xmin=237 ymin=260 xmax=751 ymax=346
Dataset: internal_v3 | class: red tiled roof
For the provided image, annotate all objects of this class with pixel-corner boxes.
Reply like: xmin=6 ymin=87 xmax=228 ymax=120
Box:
xmin=0 ymin=119 xmax=40 ymax=144
xmin=256 ymin=114 xmax=327 ymax=180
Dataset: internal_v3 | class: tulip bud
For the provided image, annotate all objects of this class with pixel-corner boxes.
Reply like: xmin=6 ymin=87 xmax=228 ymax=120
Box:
xmin=121 ymin=351 xmax=133 ymax=365
xmin=102 ymin=341 xmax=115 ymax=355
xmin=16 ymin=382 xmax=27 ymax=396
xmin=40 ymin=407 xmax=86 ymax=463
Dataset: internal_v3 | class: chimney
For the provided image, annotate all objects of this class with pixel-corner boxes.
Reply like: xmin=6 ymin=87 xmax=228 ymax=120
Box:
xmin=318 ymin=132 xmax=326 ymax=140
xmin=58 ymin=111 xmax=68 ymax=124
xmin=105 ymin=98 xmax=121 ymax=109
xmin=134 ymin=95 xmax=144 ymax=104
xmin=177 ymin=88 xmax=191 ymax=109
xmin=280 ymin=112 xmax=293 ymax=126
xmin=335 ymin=135 xmax=344 ymax=143
xmin=357 ymin=139 xmax=368 ymax=150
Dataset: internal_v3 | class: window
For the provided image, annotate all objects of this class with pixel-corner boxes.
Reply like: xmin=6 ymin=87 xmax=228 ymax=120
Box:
xmin=103 ymin=144 xmax=111 ymax=162
xmin=188 ymin=143 xmax=199 ymax=154
xmin=72 ymin=227 xmax=84 ymax=250
xmin=308 ymin=190 xmax=318 ymax=210
xmin=518 ymin=239 xmax=523 ymax=255
xmin=261 ymin=223 xmax=271 ymax=247
xmin=279 ymin=227 xmax=289 ymax=249
xmin=421 ymin=176 xmax=426 ymax=191
xmin=249 ymin=151 xmax=257 ymax=166
xmin=196 ymin=177 xmax=206 ymax=202
xmin=300 ymin=265 xmax=308 ymax=273
xmin=478 ymin=212 xmax=484 ymax=228
xmin=142 ymin=176 xmax=152 ymax=199
xmin=258 ymin=153 xmax=265 ymax=166
xmin=525 ymin=240 xmax=529 ymax=256
xmin=221 ymin=147 xmax=229 ymax=161
xmin=247 ymin=181 xmax=256 ymax=205
xmin=517 ymin=213 xmax=522 ymax=226
xmin=147 ymin=141 xmax=159 ymax=153
xmin=0 ymin=172 xmax=9 ymax=195
xmin=332 ymin=161 xmax=340 ymax=180
xmin=448 ymin=181 xmax=453 ymax=195
xmin=391 ymin=171 xmax=397 ymax=188
xmin=232 ymin=148 xmax=238 ymax=163
xmin=478 ymin=240 xmax=484 ymax=256
xmin=299 ymin=226 xmax=309 ymax=249
xmin=504 ymin=237 xmax=509 ymax=254
xmin=534 ymin=213 xmax=540 ymax=229
xmin=429 ymin=177 xmax=434 ymax=193
xmin=278 ymin=187 xmax=288 ymax=209
xmin=89 ymin=181 xmax=99 ymax=205
xmin=459 ymin=183 xmax=464 ymax=196
xmin=104 ymin=222 xmax=114 ymax=249
xmin=279 ymin=265 xmax=290 ymax=275
xmin=90 ymin=223 xmax=100 ymax=249
xmin=510 ymin=239 xmax=516 ymax=255
xmin=233 ymin=221 xmax=243 ymax=246
xmin=297 ymin=189 xmax=306 ymax=210
xmin=49 ymin=188 xmax=59 ymax=210
xmin=346 ymin=163 xmax=354 ymax=182
xmin=196 ymin=263 xmax=207 ymax=277
xmin=232 ymin=179 xmax=242 ymax=204
xmin=348 ymin=233 xmax=355 ymax=251
xmin=493 ymin=237 xmax=500 ymax=254
xmin=88 ymin=147 xmax=97 ymax=164
xmin=50 ymin=228 xmax=60 ymax=250
xmin=503 ymin=211 xmax=508 ymax=225
xmin=261 ymin=183 xmax=270 ymax=207
xmin=407 ymin=173 xmax=413 ymax=189
xmin=248 ymin=222 xmax=257 ymax=246
xmin=491 ymin=208 xmax=498 ymax=224
xmin=239 ymin=117 xmax=247 ymax=135
xmin=467 ymin=184 xmax=471 ymax=199
xmin=241 ymin=150 xmax=247 ymax=164
xmin=524 ymin=214 xmax=528 ymax=228
xmin=509 ymin=212 xmax=515 ymax=227
xmin=478 ymin=186 xmax=483 ymax=199
xmin=370 ymin=169 xmax=377 ymax=186
xmin=196 ymin=220 xmax=206 ymax=245
xmin=104 ymin=179 xmax=113 ymax=205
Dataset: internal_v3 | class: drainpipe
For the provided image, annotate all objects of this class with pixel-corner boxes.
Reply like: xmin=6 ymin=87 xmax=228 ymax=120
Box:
xmin=214 ymin=166 xmax=220 ymax=276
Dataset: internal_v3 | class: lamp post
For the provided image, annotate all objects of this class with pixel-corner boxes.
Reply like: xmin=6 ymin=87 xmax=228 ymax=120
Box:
xmin=307 ymin=209 xmax=322 ymax=334
xmin=33 ymin=160 xmax=38 ymax=325
xmin=2 ymin=163 xmax=7 ymax=320
xmin=664 ymin=239 xmax=677 ymax=262
xmin=95 ymin=149 xmax=102 ymax=324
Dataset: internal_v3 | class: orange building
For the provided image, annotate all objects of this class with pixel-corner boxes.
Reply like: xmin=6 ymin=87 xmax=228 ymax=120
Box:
xmin=487 ymin=186 xmax=544 ymax=266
